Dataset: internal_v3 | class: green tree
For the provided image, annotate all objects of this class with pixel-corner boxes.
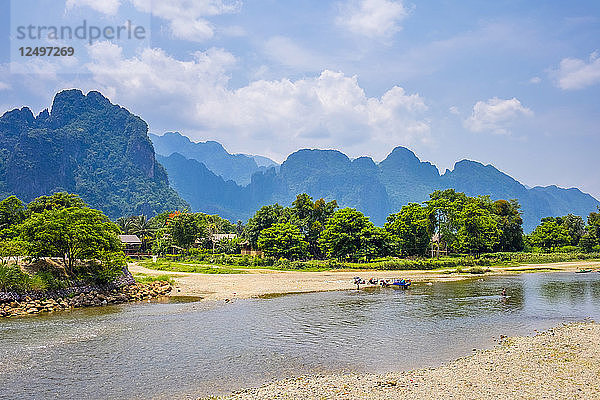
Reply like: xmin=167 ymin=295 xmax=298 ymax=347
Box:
xmin=319 ymin=208 xmax=374 ymax=260
xmin=245 ymin=204 xmax=285 ymax=248
xmin=167 ymin=212 xmax=205 ymax=251
xmin=492 ymin=199 xmax=524 ymax=252
xmin=528 ymin=219 xmax=571 ymax=251
xmin=456 ymin=201 xmax=501 ymax=254
xmin=425 ymin=189 xmax=469 ymax=252
xmin=27 ymin=192 xmax=87 ymax=215
xmin=385 ymin=203 xmax=432 ymax=256
xmin=291 ymin=194 xmax=338 ymax=257
xmin=127 ymin=215 xmax=156 ymax=252
xmin=357 ymin=225 xmax=391 ymax=260
xmin=257 ymin=222 xmax=309 ymax=260
xmin=0 ymin=195 xmax=26 ymax=239
xmin=579 ymin=208 xmax=600 ymax=252
xmin=19 ymin=207 xmax=122 ymax=277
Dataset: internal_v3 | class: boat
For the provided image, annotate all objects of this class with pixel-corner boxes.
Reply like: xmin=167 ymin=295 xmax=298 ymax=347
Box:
xmin=575 ymin=269 xmax=593 ymax=273
xmin=390 ymin=279 xmax=411 ymax=288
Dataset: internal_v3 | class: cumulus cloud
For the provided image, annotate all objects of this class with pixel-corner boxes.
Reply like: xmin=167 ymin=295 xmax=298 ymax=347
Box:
xmin=552 ymin=51 xmax=600 ymax=90
xmin=130 ymin=0 xmax=241 ymax=41
xmin=82 ymin=42 xmax=430 ymax=160
xmin=336 ymin=0 xmax=408 ymax=39
xmin=66 ymin=0 xmax=240 ymax=42
xmin=464 ymin=97 xmax=532 ymax=135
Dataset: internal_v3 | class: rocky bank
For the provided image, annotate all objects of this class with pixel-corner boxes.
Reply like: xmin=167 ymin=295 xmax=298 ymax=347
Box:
xmin=0 ymin=280 xmax=171 ymax=318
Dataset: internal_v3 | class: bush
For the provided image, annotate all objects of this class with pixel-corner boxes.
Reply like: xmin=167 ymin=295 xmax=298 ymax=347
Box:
xmin=0 ymin=264 xmax=31 ymax=292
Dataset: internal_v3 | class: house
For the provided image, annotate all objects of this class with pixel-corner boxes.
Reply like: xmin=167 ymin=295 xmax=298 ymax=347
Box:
xmin=240 ymin=240 xmax=263 ymax=257
xmin=430 ymin=233 xmax=448 ymax=258
xmin=119 ymin=234 xmax=142 ymax=255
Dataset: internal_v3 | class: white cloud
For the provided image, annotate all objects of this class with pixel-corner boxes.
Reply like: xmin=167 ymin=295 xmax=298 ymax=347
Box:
xmin=65 ymin=0 xmax=240 ymax=42
xmin=131 ymin=0 xmax=241 ymax=42
xmin=529 ymin=76 xmax=541 ymax=84
xmin=552 ymin=51 xmax=600 ymax=90
xmin=65 ymin=0 xmax=122 ymax=15
xmin=448 ymin=106 xmax=460 ymax=115
xmin=464 ymin=97 xmax=533 ymax=135
xmin=336 ymin=0 xmax=408 ymax=39
xmin=82 ymin=43 xmax=430 ymax=160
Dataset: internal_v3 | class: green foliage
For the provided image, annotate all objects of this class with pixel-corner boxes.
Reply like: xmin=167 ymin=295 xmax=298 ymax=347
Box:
xmin=141 ymin=260 xmax=245 ymax=274
xmin=492 ymin=199 xmax=524 ymax=252
xmin=134 ymin=273 xmax=175 ymax=284
xmin=27 ymin=192 xmax=87 ymax=215
xmin=456 ymin=201 xmax=501 ymax=254
xmin=319 ymin=208 xmax=385 ymax=260
xmin=0 ymin=195 xmax=26 ymax=238
xmin=385 ymin=203 xmax=431 ymax=256
xmin=19 ymin=206 xmax=122 ymax=277
xmin=166 ymin=212 xmax=206 ymax=250
xmin=245 ymin=204 xmax=285 ymax=248
xmin=0 ymin=264 xmax=32 ymax=292
xmin=118 ymin=214 xmax=155 ymax=251
xmin=290 ymin=194 xmax=338 ymax=257
xmin=528 ymin=219 xmax=572 ymax=251
xmin=258 ymin=222 xmax=309 ymax=260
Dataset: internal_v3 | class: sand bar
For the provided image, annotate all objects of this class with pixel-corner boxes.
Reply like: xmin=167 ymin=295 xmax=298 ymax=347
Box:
xmin=212 ymin=322 xmax=600 ymax=400
xmin=129 ymin=260 xmax=600 ymax=301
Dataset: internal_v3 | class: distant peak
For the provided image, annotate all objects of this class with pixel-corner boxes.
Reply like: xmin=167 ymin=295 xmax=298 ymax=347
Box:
xmin=51 ymin=89 xmax=85 ymax=109
xmin=380 ymin=146 xmax=421 ymax=165
xmin=452 ymin=159 xmax=497 ymax=171
xmin=0 ymin=106 xmax=35 ymax=124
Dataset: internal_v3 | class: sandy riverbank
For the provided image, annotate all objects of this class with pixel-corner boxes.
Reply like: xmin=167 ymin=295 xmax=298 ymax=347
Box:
xmin=213 ymin=322 xmax=600 ymax=399
xmin=129 ymin=260 xmax=600 ymax=301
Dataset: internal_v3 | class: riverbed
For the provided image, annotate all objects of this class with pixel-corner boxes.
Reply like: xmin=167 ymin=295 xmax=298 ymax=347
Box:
xmin=1 ymin=272 xmax=599 ymax=399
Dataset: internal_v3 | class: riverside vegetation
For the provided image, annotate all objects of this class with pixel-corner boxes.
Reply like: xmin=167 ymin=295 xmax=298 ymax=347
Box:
xmin=1 ymin=188 xmax=599 ymax=305
xmin=0 ymin=192 xmax=172 ymax=317
xmin=135 ymin=189 xmax=600 ymax=273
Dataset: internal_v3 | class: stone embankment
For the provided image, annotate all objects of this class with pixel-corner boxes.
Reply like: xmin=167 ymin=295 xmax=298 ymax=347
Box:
xmin=0 ymin=281 xmax=171 ymax=318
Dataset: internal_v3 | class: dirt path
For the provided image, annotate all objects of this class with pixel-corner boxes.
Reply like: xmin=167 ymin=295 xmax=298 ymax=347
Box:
xmin=128 ymin=260 xmax=600 ymax=301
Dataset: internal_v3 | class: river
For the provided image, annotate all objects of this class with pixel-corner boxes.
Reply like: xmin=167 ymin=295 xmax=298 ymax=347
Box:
xmin=1 ymin=272 xmax=600 ymax=399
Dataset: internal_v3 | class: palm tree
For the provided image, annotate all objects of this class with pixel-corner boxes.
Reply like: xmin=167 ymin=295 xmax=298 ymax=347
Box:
xmin=128 ymin=215 xmax=156 ymax=252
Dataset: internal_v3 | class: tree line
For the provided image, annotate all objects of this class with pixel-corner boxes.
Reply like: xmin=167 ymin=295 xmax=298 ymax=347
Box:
xmin=1 ymin=190 xmax=599 ymax=272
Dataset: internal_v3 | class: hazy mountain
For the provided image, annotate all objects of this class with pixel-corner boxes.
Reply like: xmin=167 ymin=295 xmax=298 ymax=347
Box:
xmin=0 ymin=90 xmax=188 ymax=218
xmin=150 ymin=131 xmax=278 ymax=185
xmin=160 ymin=141 xmax=600 ymax=231
xmin=3 ymin=91 xmax=596 ymax=230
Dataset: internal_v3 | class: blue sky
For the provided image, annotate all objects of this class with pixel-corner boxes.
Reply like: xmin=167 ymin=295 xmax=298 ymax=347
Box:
xmin=1 ymin=0 xmax=599 ymax=199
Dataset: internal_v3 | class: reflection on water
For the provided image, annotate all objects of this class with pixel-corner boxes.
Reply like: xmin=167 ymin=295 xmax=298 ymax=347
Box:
xmin=1 ymin=272 xmax=599 ymax=399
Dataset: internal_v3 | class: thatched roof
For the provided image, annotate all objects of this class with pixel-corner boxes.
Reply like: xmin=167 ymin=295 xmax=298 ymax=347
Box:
xmin=118 ymin=234 xmax=142 ymax=245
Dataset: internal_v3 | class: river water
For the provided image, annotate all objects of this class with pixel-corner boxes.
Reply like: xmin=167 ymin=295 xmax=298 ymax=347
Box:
xmin=1 ymin=272 xmax=600 ymax=399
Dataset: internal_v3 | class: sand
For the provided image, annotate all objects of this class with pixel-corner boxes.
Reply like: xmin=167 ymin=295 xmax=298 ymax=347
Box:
xmin=213 ymin=322 xmax=600 ymax=400
xmin=128 ymin=260 xmax=600 ymax=301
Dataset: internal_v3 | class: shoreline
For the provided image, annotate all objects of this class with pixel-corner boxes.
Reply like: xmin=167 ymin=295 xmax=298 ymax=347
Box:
xmin=129 ymin=260 xmax=600 ymax=301
xmin=213 ymin=321 xmax=600 ymax=399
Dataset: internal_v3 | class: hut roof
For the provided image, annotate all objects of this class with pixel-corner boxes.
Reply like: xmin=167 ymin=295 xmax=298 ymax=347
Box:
xmin=118 ymin=234 xmax=142 ymax=245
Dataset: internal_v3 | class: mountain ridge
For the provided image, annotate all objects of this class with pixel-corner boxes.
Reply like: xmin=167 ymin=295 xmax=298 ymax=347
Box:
xmin=0 ymin=89 xmax=188 ymax=218
xmin=156 ymin=135 xmax=599 ymax=231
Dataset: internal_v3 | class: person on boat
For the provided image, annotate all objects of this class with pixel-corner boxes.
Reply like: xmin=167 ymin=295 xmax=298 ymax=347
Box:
xmin=501 ymin=288 xmax=507 ymax=296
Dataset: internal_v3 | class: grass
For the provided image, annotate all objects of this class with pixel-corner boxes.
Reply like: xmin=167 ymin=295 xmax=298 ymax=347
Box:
xmin=138 ymin=252 xmax=600 ymax=274
xmin=133 ymin=273 xmax=175 ymax=284
xmin=140 ymin=260 xmax=246 ymax=274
